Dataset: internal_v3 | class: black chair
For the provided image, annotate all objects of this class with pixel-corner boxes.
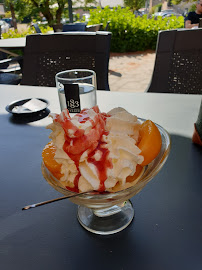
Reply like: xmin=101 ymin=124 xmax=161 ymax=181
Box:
xmin=147 ymin=28 xmax=202 ymax=94
xmin=52 ymin=23 xmax=63 ymax=32
xmin=21 ymin=32 xmax=112 ymax=90
xmin=32 ymin=23 xmax=42 ymax=33
xmin=0 ymin=24 xmax=22 ymax=85
xmin=86 ymin=24 xmax=103 ymax=32
xmin=104 ymin=21 xmax=110 ymax=31
xmin=62 ymin=23 xmax=86 ymax=32
xmin=0 ymin=55 xmax=23 ymax=85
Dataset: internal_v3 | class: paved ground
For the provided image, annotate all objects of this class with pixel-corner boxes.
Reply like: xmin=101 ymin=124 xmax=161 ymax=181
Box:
xmin=108 ymin=50 xmax=156 ymax=92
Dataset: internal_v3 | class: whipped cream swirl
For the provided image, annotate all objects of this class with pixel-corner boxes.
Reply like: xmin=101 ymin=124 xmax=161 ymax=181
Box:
xmin=47 ymin=106 xmax=144 ymax=192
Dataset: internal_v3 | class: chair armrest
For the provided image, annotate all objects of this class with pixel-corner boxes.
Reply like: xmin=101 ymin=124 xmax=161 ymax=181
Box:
xmin=0 ymin=56 xmax=23 ymax=69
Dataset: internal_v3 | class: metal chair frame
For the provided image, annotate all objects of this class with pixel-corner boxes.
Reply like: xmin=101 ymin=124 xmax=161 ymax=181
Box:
xmin=0 ymin=55 xmax=23 ymax=85
xmin=32 ymin=23 xmax=42 ymax=33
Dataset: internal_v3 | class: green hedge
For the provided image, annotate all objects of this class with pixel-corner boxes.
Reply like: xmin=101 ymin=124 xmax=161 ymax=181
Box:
xmin=88 ymin=6 xmax=184 ymax=52
xmin=2 ymin=7 xmax=184 ymax=53
xmin=2 ymin=24 xmax=52 ymax=39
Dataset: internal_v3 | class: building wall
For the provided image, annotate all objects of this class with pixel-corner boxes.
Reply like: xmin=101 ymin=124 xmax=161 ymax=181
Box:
xmin=73 ymin=0 xmax=164 ymax=10
xmin=0 ymin=4 xmax=5 ymax=16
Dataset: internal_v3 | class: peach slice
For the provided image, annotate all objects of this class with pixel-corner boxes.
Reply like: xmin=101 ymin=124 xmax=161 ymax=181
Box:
xmin=42 ymin=141 xmax=63 ymax=180
xmin=126 ymin=164 xmax=144 ymax=183
xmin=137 ymin=120 xmax=162 ymax=166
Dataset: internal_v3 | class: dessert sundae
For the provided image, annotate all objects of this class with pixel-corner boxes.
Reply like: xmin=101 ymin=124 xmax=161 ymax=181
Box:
xmin=42 ymin=106 xmax=162 ymax=193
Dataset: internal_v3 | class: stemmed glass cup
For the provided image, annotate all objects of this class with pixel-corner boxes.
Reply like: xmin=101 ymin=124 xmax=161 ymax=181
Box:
xmin=42 ymin=119 xmax=171 ymax=235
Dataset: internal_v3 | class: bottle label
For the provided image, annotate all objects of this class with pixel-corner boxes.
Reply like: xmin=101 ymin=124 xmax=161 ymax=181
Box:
xmin=64 ymin=84 xmax=81 ymax=113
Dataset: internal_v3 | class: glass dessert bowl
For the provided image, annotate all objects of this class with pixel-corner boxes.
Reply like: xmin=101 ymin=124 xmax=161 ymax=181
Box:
xmin=41 ymin=119 xmax=171 ymax=235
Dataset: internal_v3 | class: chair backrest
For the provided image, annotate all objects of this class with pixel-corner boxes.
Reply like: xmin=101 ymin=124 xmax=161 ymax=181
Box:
xmin=21 ymin=32 xmax=112 ymax=90
xmin=199 ymin=18 xmax=202 ymax=28
xmin=62 ymin=23 xmax=86 ymax=32
xmin=86 ymin=24 xmax=103 ymax=32
xmin=104 ymin=21 xmax=110 ymax=31
xmin=147 ymin=28 xmax=202 ymax=94
xmin=32 ymin=23 xmax=42 ymax=33
xmin=52 ymin=23 xmax=63 ymax=32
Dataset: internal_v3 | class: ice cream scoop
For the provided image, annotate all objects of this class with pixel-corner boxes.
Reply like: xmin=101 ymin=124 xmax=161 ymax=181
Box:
xmin=42 ymin=106 xmax=162 ymax=193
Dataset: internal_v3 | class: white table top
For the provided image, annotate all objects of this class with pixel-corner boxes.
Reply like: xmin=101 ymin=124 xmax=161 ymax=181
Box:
xmin=0 ymin=37 xmax=26 ymax=48
xmin=1 ymin=84 xmax=201 ymax=138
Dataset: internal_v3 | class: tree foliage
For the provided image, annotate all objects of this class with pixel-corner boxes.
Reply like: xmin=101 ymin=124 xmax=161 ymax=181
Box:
xmin=4 ymin=0 xmax=96 ymax=27
xmin=124 ymin=0 xmax=146 ymax=11
xmin=88 ymin=6 xmax=184 ymax=52
xmin=15 ymin=0 xmax=67 ymax=26
xmin=4 ymin=0 xmax=18 ymax=29
xmin=171 ymin=0 xmax=195 ymax=5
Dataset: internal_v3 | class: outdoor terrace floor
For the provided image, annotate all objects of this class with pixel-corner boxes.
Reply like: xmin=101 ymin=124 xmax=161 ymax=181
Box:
xmin=109 ymin=50 xmax=155 ymax=92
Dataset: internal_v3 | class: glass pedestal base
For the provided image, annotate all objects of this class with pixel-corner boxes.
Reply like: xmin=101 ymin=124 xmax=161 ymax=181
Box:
xmin=77 ymin=200 xmax=134 ymax=235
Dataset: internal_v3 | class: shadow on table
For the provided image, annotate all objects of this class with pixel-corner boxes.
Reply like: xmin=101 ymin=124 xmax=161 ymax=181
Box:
xmin=68 ymin=134 xmax=202 ymax=270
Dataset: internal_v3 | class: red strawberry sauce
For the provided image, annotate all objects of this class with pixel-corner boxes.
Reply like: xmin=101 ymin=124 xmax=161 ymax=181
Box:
xmin=54 ymin=106 xmax=112 ymax=192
